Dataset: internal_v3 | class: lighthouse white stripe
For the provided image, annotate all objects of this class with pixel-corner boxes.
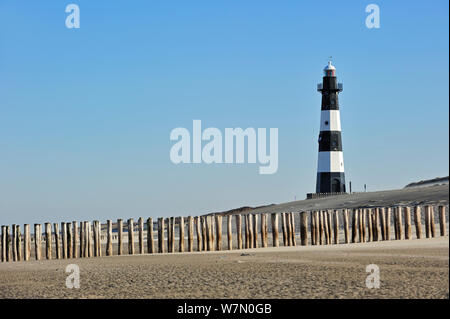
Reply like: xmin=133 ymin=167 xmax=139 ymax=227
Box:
xmin=317 ymin=151 xmax=345 ymax=173
xmin=320 ymin=110 xmax=341 ymax=131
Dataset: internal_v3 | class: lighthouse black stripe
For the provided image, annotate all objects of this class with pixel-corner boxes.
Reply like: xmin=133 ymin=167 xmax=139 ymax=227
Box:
xmin=321 ymin=91 xmax=339 ymax=110
xmin=316 ymin=172 xmax=346 ymax=193
xmin=318 ymin=131 xmax=342 ymax=152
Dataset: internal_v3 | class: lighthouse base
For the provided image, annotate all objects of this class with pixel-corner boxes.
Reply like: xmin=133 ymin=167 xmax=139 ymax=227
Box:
xmin=316 ymin=172 xmax=346 ymax=193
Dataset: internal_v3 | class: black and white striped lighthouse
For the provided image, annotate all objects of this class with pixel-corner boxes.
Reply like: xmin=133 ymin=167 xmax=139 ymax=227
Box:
xmin=315 ymin=61 xmax=346 ymax=193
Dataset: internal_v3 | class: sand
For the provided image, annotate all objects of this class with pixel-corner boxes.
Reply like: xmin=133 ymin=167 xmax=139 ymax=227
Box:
xmin=0 ymin=237 xmax=448 ymax=299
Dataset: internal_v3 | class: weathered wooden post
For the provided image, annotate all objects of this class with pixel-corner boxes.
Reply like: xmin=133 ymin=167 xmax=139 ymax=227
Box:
xmin=87 ymin=222 xmax=93 ymax=257
xmin=374 ymin=208 xmax=381 ymax=241
xmin=79 ymin=222 xmax=85 ymax=257
xmin=367 ymin=210 xmax=373 ymax=242
xmin=253 ymin=214 xmax=259 ymax=248
xmin=281 ymin=213 xmax=287 ymax=246
xmin=413 ymin=206 xmax=423 ymax=239
xmin=147 ymin=218 xmax=154 ymax=254
xmin=158 ymin=218 xmax=165 ymax=253
xmin=215 ymin=215 xmax=222 ymax=251
xmin=248 ymin=214 xmax=254 ymax=248
xmin=106 ymin=220 xmax=113 ymax=256
xmin=54 ymin=223 xmax=61 ymax=259
xmin=385 ymin=207 xmax=391 ymax=240
xmin=166 ymin=218 xmax=171 ymax=253
xmin=358 ymin=209 xmax=364 ymax=243
xmin=244 ymin=215 xmax=249 ymax=249
xmin=137 ymin=217 xmax=144 ymax=254
xmin=404 ymin=207 xmax=412 ymax=240
xmin=379 ymin=208 xmax=386 ymax=240
xmin=310 ymin=212 xmax=316 ymax=245
xmin=352 ymin=209 xmax=358 ymax=243
xmin=201 ymin=216 xmax=207 ymax=251
xmin=12 ymin=224 xmax=17 ymax=261
xmin=170 ymin=217 xmax=175 ymax=252
xmin=205 ymin=216 xmax=211 ymax=251
xmin=195 ymin=216 xmax=202 ymax=251
xmin=333 ymin=210 xmax=339 ymax=244
xmin=323 ymin=211 xmax=329 ymax=245
xmin=45 ymin=222 xmax=52 ymax=260
xmin=16 ymin=225 xmax=22 ymax=261
xmin=179 ymin=217 xmax=185 ymax=253
xmin=227 ymin=215 xmax=233 ymax=250
xmin=188 ymin=216 xmax=194 ymax=252
xmin=271 ymin=213 xmax=279 ymax=247
xmin=430 ymin=206 xmax=436 ymax=238
xmin=236 ymin=215 xmax=242 ymax=249
xmin=67 ymin=222 xmax=73 ymax=258
xmin=300 ymin=212 xmax=308 ymax=246
xmin=260 ymin=214 xmax=267 ymax=248
xmin=319 ymin=211 xmax=325 ymax=245
xmin=315 ymin=211 xmax=321 ymax=245
xmin=1 ymin=226 xmax=6 ymax=262
xmin=343 ymin=209 xmax=349 ymax=244
xmin=72 ymin=221 xmax=78 ymax=258
xmin=61 ymin=222 xmax=67 ymax=258
xmin=34 ymin=224 xmax=41 ymax=261
xmin=128 ymin=219 xmax=135 ymax=255
xmin=396 ymin=207 xmax=403 ymax=240
xmin=117 ymin=219 xmax=123 ymax=255
xmin=24 ymin=224 xmax=31 ymax=261
xmin=291 ymin=213 xmax=297 ymax=246
xmin=438 ymin=206 xmax=446 ymax=237
xmin=286 ymin=213 xmax=292 ymax=246
xmin=92 ymin=221 xmax=98 ymax=257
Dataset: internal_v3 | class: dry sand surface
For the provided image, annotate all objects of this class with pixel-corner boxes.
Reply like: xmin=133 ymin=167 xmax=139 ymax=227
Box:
xmin=0 ymin=237 xmax=448 ymax=299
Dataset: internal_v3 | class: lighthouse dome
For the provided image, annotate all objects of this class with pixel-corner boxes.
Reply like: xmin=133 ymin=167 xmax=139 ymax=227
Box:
xmin=323 ymin=61 xmax=336 ymax=76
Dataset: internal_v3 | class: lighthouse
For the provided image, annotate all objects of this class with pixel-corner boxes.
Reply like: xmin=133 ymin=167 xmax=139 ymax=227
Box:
xmin=315 ymin=61 xmax=346 ymax=193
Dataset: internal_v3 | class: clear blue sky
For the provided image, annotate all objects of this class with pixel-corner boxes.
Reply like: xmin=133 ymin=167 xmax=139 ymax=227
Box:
xmin=0 ymin=0 xmax=448 ymax=225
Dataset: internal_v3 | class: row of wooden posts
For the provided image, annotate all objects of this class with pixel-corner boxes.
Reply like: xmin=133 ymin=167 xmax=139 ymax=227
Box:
xmin=0 ymin=205 xmax=447 ymax=263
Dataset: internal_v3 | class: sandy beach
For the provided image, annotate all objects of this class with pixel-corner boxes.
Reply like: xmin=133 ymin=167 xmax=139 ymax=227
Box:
xmin=0 ymin=237 xmax=448 ymax=299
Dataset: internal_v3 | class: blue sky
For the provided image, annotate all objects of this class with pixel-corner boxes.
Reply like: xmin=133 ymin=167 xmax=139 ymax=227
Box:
xmin=0 ymin=0 xmax=448 ymax=225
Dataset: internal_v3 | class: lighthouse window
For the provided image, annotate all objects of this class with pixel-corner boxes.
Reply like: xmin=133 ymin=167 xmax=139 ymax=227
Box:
xmin=324 ymin=121 xmax=329 ymax=126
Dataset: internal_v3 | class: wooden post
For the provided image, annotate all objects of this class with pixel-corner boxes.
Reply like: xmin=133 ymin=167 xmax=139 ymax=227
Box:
xmin=281 ymin=213 xmax=287 ymax=246
xmin=158 ymin=218 xmax=165 ymax=253
xmin=319 ymin=211 xmax=325 ymax=245
xmin=61 ymin=222 xmax=67 ymax=258
xmin=227 ymin=215 xmax=233 ymax=250
xmin=72 ymin=221 xmax=78 ymax=258
xmin=1 ymin=226 xmax=6 ymax=262
xmin=16 ymin=225 xmax=22 ymax=261
xmin=201 ymin=216 xmax=207 ymax=251
xmin=236 ymin=215 xmax=242 ymax=249
xmin=424 ymin=206 xmax=431 ymax=238
xmin=430 ymin=206 xmax=436 ymax=238
xmin=97 ymin=222 xmax=102 ymax=257
xmin=379 ymin=208 xmax=386 ymax=240
xmin=188 ymin=216 xmax=194 ymax=252
xmin=34 ymin=224 xmax=41 ymax=261
xmin=244 ymin=215 xmax=249 ymax=249
xmin=358 ymin=209 xmax=364 ymax=243
xmin=404 ymin=207 xmax=412 ymax=240
xmin=291 ymin=213 xmax=297 ymax=246
xmin=67 ymin=222 xmax=73 ymax=258
xmin=54 ymin=223 xmax=61 ymax=259
xmin=248 ymin=214 xmax=254 ymax=248
xmin=87 ymin=222 xmax=93 ymax=257
xmin=352 ymin=209 xmax=358 ymax=243
xmin=12 ymin=224 xmax=17 ymax=261
xmin=117 ymin=219 xmax=123 ymax=255
xmin=205 ymin=216 xmax=211 ymax=251
xmin=195 ymin=216 xmax=202 ymax=251
xmin=385 ymin=208 xmax=391 ymax=240
xmin=45 ymin=222 xmax=52 ymax=260
xmin=375 ymin=208 xmax=381 ymax=241
xmin=261 ymin=214 xmax=267 ymax=248
xmin=310 ymin=212 xmax=316 ymax=245
xmin=24 ymin=224 xmax=31 ymax=261
xmin=343 ymin=209 xmax=349 ymax=244
xmin=333 ymin=210 xmax=339 ymax=244
xmin=438 ymin=206 xmax=446 ymax=237
xmin=179 ymin=217 xmax=185 ymax=253
xmin=413 ymin=206 xmax=423 ymax=239
xmin=215 ymin=215 xmax=222 ymax=251
xmin=92 ymin=221 xmax=98 ymax=257
xmin=147 ymin=218 xmax=154 ymax=254
xmin=170 ymin=217 xmax=175 ymax=252
xmin=300 ymin=212 xmax=308 ymax=246
xmin=327 ymin=211 xmax=333 ymax=244
xmin=271 ymin=213 xmax=279 ymax=247
xmin=367 ymin=210 xmax=373 ymax=242
xmin=79 ymin=222 xmax=85 ymax=257
xmin=286 ymin=213 xmax=292 ymax=246
xmin=128 ymin=219 xmax=135 ymax=255
xmin=323 ymin=211 xmax=329 ymax=245
xmin=138 ymin=217 xmax=144 ymax=254
xmin=397 ymin=207 xmax=403 ymax=240
xmin=253 ymin=214 xmax=259 ymax=248
xmin=106 ymin=220 xmax=113 ymax=256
